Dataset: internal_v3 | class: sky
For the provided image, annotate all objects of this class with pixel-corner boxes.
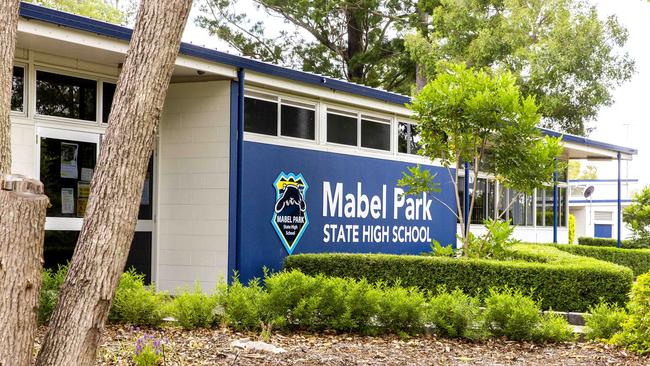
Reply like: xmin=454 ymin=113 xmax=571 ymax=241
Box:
xmin=180 ymin=0 xmax=650 ymax=185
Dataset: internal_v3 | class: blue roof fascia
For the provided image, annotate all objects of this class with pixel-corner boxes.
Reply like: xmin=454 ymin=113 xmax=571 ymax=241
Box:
xmin=18 ymin=2 xmax=410 ymax=106
xmin=540 ymin=128 xmax=637 ymax=156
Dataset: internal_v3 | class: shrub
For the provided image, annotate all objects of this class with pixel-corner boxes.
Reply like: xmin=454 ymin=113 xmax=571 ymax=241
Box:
xmin=376 ymin=284 xmax=426 ymax=335
xmin=577 ymin=237 xmax=648 ymax=249
xmin=285 ymin=245 xmax=633 ymax=312
xmin=339 ymin=278 xmax=383 ymax=333
xmin=426 ymin=287 xmax=483 ymax=339
xmin=132 ymin=333 xmax=164 ymax=366
xmin=568 ymin=214 xmax=576 ymax=244
xmin=483 ymin=288 xmax=540 ymax=341
xmin=109 ymin=269 xmax=168 ymax=326
xmin=584 ymin=302 xmax=627 ymax=341
xmin=533 ymin=312 xmax=575 ymax=343
xmin=554 ymin=244 xmax=650 ymax=276
xmin=612 ymin=273 xmax=650 ymax=354
xmin=39 ymin=264 xmax=68 ymax=323
xmin=170 ymin=283 xmax=219 ymax=329
xmin=221 ymin=277 xmax=268 ymax=331
xmin=466 ymin=219 xmax=519 ymax=259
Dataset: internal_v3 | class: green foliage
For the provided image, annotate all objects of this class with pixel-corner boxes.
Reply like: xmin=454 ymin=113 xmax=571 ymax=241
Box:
xmin=39 ymin=264 xmax=68 ymax=323
xmin=132 ymin=333 xmax=164 ymax=366
xmin=285 ymin=244 xmax=633 ymax=312
xmin=170 ymin=283 xmax=220 ymax=329
xmin=569 ymin=214 xmax=576 ymax=244
xmin=427 ymin=287 xmax=484 ymax=339
xmin=196 ymin=0 xmax=416 ymax=94
xmin=612 ymin=273 xmax=650 ymax=354
xmin=553 ymin=244 xmax=650 ymax=277
xmin=221 ymin=277 xmax=269 ymax=331
xmin=409 ymin=0 xmax=634 ymax=135
xmin=24 ymin=0 xmax=125 ymax=24
xmin=376 ymin=284 xmax=426 ymax=335
xmin=483 ymin=288 xmax=541 ymax=341
xmin=585 ymin=302 xmax=627 ymax=341
xmin=577 ymin=236 xmax=648 ymax=249
xmin=624 ymin=186 xmax=650 ymax=243
xmin=423 ymin=240 xmax=456 ymax=257
xmin=466 ymin=219 xmax=520 ymax=259
xmin=534 ymin=312 xmax=576 ymax=343
xmin=109 ymin=269 xmax=168 ymax=326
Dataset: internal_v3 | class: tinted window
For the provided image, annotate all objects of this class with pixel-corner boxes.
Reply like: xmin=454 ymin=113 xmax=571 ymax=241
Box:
xmin=281 ymin=104 xmax=315 ymax=140
xmin=398 ymin=122 xmax=421 ymax=155
xmin=361 ymin=119 xmax=390 ymax=151
xmin=327 ymin=113 xmax=357 ymax=146
xmin=36 ymin=71 xmax=97 ymax=121
xmin=11 ymin=66 xmax=24 ymax=112
xmin=244 ymin=97 xmax=277 ymax=135
xmin=102 ymin=82 xmax=116 ymax=123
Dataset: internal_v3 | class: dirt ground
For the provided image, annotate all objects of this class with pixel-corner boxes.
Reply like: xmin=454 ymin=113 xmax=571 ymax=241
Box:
xmin=35 ymin=325 xmax=650 ymax=365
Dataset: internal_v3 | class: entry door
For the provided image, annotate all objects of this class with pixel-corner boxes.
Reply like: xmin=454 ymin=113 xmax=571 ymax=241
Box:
xmin=37 ymin=127 xmax=154 ymax=282
xmin=594 ymin=224 xmax=613 ymax=238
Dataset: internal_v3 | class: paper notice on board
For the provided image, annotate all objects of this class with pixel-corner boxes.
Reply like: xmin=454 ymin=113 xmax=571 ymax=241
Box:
xmin=81 ymin=167 xmax=93 ymax=182
xmin=60 ymin=142 xmax=79 ymax=179
xmin=61 ymin=188 xmax=74 ymax=214
xmin=77 ymin=182 xmax=90 ymax=217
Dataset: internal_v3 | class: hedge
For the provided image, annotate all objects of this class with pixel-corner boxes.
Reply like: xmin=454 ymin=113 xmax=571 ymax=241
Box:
xmin=553 ymin=244 xmax=650 ymax=277
xmin=284 ymin=244 xmax=633 ymax=312
xmin=577 ymin=237 xmax=649 ymax=249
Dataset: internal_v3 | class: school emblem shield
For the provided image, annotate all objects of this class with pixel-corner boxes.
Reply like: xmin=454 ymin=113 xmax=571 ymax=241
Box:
xmin=272 ymin=172 xmax=309 ymax=255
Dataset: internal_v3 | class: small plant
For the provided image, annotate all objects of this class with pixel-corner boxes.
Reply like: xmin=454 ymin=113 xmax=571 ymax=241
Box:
xmin=339 ymin=278 xmax=383 ymax=334
xmin=109 ymin=268 xmax=169 ymax=326
xmin=170 ymin=282 xmax=219 ymax=329
xmin=483 ymin=288 xmax=540 ymax=341
xmin=585 ymin=302 xmax=627 ymax=341
xmin=376 ymin=283 xmax=426 ymax=334
xmin=568 ymin=214 xmax=576 ymax=244
xmin=39 ymin=264 xmax=68 ymax=323
xmin=427 ymin=287 xmax=484 ymax=339
xmin=612 ymin=273 xmax=650 ymax=354
xmin=423 ymin=240 xmax=456 ymax=257
xmin=533 ymin=312 xmax=576 ymax=343
xmin=222 ymin=277 xmax=269 ymax=331
xmin=132 ymin=333 xmax=164 ymax=366
xmin=465 ymin=219 xmax=520 ymax=259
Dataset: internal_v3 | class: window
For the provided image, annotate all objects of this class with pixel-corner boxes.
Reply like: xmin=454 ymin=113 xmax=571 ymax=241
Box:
xmin=11 ymin=66 xmax=24 ymax=112
xmin=536 ymin=189 xmax=544 ymax=226
xmin=398 ymin=122 xmax=421 ymax=155
xmin=281 ymin=102 xmax=315 ymax=140
xmin=36 ymin=70 xmax=97 ymax=121
xmin=487 ymin=180 xmax=496 ymax=220
xmin=327 ymin=110 xmax=357 ymax=146
xmin=361 ymin=117 xmax=390 ymax=151
xmin=244 ymin=96 xmax=277 ymax=136
xmin=102 ymin=82 xmax=116 ymax=123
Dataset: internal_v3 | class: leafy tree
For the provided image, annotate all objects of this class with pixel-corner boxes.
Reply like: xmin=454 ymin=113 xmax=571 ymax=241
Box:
xmin=568 ymin=161 xmax=598 ymax=180
xmin=24 ymin=0 xmax=125 ymax=24
xmin=408 ymin=0 xmax=635 ymax=135
xmin=623 ymin=186 xmax=650 ymax=243
xmin=195 ymin=0 xmax=417 ymax=94
xmin=398 ymin=63 xmax=563 ymax=252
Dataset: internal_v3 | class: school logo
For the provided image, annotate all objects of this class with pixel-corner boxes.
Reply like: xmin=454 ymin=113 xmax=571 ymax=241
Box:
xmin=272 ymin=172 xmax=309 ymax=255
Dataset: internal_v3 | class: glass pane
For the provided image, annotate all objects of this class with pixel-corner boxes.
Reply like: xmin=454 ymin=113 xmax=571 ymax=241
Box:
xmin=471 ymin=178 xmax=487 ymax=224
xmin=544 ymin=187 xmax=555 ymax=227
xmin=525 ymin=193 xmax=534 ymax=226
xmin=536 ymin=189 xmax=544 ymax=226
xmin=361 ymin=119 xmax=390 ymax=151
xmin=281 ymin=104 xmax=315 ymax=140
xmin=559 ymin=187 xmax=567 ymax=227
xmin=327 ymin=113 xmax=357 ymax=146
xmin=398 ymin=122 xmax=409 ymax=154
xmin=498 ymin=185 xmax=508 ymax=221
xmin=44 ymin=231 xmax=152 ymax=284
xmin=510 ymin=190 xmax=526 ymax=226
xmin=410 ymin=124 xmax=422 ymax=154
xmin=487 ymin=180 xmax=496 ymax=220
xmin=11 ymin=66 xmax=24 ymax=112
xmin=138 ymin=156 xmax=154 ymax=220
xmin=36 ymin=71 xmax=97 ymax=121
xmin=102 ymin=82 xmax=116 ymax=123
xmin=244 ymin=97 xmax=277 ymax=136
xmin=40 ymin=137 xmax=97 ymax=217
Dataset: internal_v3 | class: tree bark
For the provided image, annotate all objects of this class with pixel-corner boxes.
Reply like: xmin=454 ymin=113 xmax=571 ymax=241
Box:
xmin=0 ymin=178 xmax=48 ymax=366
xmin=35 ymin=1 xmax=192 ymax=364
xmin=0 ymin=0 xmax=20 ymax=174
xmin=345 ymin=7 xmax=365 ymax=83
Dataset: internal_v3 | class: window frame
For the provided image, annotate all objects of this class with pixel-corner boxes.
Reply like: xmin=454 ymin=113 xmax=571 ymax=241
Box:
xmin=324 ymin=105 xmax=393 ymax=154
xmin=397 ymin=120 xmax=421 ymax=156
xmin=10 ymin=63 xmax=28 ymax=117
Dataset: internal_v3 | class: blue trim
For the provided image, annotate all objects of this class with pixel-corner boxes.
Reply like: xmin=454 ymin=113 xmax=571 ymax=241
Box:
xmin=18 ymin=2 xmax=409 ymax=106
xmin=617 ymin=152 xmax=622 ymax=248
xmin=570 ymin=199 xmax=633 ymax=204
xmin=539 ymin=128 xmax=637 ymax=156
xmin=235 ymin=69 xmax=245 ymax=276
xmin=570 ymin=179 xmax=638 ymax=183
xmin=227 ymin=81 xmax=239 ymax=283
xmin=464 ymin=162 xmax=470 ymax=238
xmin=553 ymin=161 xmax=558 ymax=243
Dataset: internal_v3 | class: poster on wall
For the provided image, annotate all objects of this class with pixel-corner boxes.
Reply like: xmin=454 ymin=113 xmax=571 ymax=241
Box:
xmin=60 ymin=142 xmax=78 ymax=179
xmin=61 ymin=188 xmax=74 ymax=214
xmin=81 ymin=167 xmax=93 ymax=182
xmin=77 ymin=182 xmax=90 ymax=217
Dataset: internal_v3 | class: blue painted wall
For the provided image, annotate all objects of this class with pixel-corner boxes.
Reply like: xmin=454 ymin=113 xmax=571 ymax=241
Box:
xmin=237 ymin=141 xmax=457 ymax=281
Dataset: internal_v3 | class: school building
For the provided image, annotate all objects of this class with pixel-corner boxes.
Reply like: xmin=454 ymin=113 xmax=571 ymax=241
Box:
xmin=7 ymin=3 xmax=637 ymax=290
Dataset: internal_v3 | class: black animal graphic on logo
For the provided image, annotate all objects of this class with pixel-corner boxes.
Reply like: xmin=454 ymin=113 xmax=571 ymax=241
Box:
xmin=274 ymin=185 xmax=306 ymax=213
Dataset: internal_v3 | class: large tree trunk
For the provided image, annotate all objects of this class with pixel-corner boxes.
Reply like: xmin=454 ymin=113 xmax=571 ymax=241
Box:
xmin=0 ymin=0 xmax=20 ymax=173
xmin=0 ymin=179 xmax=48 ymax=366
xmin=35 ymin=1 xmax=192 ymax=364
xmin=345 ymin=7 xmax=365 ymax=83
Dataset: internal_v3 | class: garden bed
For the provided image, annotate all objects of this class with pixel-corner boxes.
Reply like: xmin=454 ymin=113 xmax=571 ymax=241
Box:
xmin=34 ymin=325 xmax=648 ymax=365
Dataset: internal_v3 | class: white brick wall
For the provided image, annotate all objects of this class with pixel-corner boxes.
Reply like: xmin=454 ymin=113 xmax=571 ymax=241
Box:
xmin=10 ymin=120 xmax=36 ymax=176
xmin=156 ymin=81 xmax=231 ymax=292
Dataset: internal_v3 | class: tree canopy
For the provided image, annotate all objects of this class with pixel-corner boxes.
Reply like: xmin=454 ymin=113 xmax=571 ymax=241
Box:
xmin=408 ymin=0 xmax=635 ymax=135
xmin=24 ymin=0 xmax=126 ymax=24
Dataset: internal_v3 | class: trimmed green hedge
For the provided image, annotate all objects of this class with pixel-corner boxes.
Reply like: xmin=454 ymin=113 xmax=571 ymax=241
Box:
xmin=577 ymin=237 xmax=649 ymax=249
xmin=284 ymin=244 xmax=633 ymax=312
xmin=553 ymin=244 xmax=650 ymax=277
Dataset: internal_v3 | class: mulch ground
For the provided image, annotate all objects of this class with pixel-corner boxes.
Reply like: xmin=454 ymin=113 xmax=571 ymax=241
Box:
xmin=36 ymin=325 xmax=650 ymax=365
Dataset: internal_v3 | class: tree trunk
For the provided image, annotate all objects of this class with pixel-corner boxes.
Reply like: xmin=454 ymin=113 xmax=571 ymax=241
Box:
xmin=0 ymin=0 xmax=20 ymax=174
xmin=345 ymin=7 xmax=365 ymax=83
xmin=0 ymin=178 xmax=48 ymax=366
xmin=35 ymin=1 xmax=192 ymax=364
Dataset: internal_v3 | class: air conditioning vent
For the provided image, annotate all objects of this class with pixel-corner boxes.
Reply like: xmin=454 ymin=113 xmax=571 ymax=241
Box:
xmin=595 ymin=211 xmax=613 ymax=221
